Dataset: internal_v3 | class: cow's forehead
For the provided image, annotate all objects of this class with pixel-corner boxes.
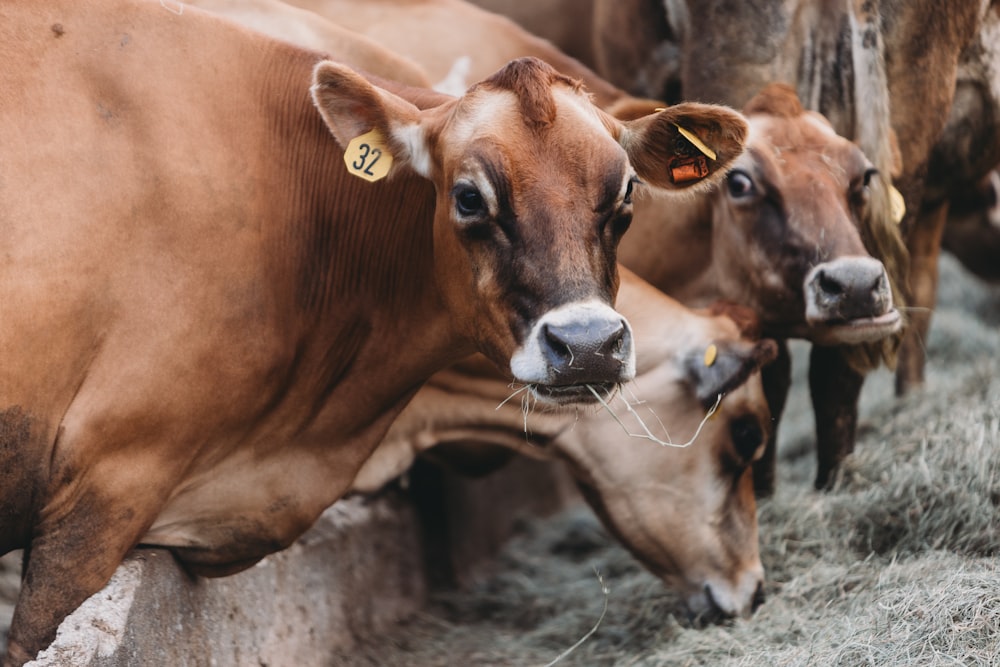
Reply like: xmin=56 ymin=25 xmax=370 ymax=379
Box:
xmin=440 ymin=83 xmax=623 ymax=165
xmin=745 ymin=113 xmax=865 ymax=172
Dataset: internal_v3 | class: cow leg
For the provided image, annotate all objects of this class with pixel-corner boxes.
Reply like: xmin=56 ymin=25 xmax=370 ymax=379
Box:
xmin=4 ymin=485 xmax=158 ymax=666
xmin=810 ymin=345 xmax=864 ymax=490
xmin=754 ymin=340 xmax=790 ymax=497
xmin=896 ymin=200 xmax=949 ymax=396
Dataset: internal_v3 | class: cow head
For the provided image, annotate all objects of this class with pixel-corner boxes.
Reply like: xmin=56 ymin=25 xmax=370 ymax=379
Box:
xmin=708 ymin=83 xmax=902 ymax=345
xmin=553 ymin=288 xmax=777 ymax=621
xmin=311 ymin=57 xmax=748 ymax=405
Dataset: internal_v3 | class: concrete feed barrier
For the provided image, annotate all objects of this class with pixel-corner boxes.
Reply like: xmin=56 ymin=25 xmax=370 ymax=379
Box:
xmin=25 ymin=491 xmax=426 ymax=667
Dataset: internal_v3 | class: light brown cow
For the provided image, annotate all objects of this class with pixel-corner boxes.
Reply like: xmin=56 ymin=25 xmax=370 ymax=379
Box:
xmin=354 ymin=269 xmax=778 ymax=621
xmin=0 ymin=1 xmax=750 ymax=662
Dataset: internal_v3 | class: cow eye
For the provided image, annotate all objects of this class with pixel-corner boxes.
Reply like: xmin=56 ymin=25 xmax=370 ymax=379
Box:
xmin=730 ymin=415 xmax=764 ymax=464
xmin=454 ymin=185 xmax=485 ymax=217
xmin=623 ymin=177 xmax=638 ymax=205
xmin=863 ymin=168 xmax=878 ymax=188
xmin=726 ymin=170 xmax=755 ymax=198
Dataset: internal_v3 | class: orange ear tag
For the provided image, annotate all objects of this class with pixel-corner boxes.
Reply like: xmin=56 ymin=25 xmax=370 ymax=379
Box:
xmin=669 ymin=124 xmax=716 ymax=183
xmin=703 ymin=343 xmax=718 ymax=367
xmin=345 ymin=129 xmax=393 ymax=182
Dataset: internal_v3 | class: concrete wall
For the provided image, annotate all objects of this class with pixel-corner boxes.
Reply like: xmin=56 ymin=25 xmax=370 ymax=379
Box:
xmin=18 ymin=457 xmax=578 ymax=666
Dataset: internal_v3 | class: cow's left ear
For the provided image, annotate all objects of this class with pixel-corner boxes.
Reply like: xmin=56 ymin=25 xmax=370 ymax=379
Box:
xmin=615 ymin=103 xmax=749 ymax=191
xmin=311 ymin=61 xmax=433 ymax=179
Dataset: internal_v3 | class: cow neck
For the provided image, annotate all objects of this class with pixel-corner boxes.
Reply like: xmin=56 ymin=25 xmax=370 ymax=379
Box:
xmin=257 ymin=47 xmax=472 ymax=439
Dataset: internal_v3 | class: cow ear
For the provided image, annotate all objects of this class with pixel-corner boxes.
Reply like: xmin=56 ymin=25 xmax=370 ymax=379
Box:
xmin=683 ymin=339 xmax=778 ymax=409
xmin=311 ymin=61 xmax=433 ymax=178
xmin=617 ymin=103 xmax=748 ymax=191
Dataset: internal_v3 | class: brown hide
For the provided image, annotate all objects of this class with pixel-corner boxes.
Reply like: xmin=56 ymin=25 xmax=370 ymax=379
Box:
xmin=186 ymin=0 xmax=433 ymax=87
xmin=897 ymin=5 xmax=1000 ymax=385
xmin=942 ymin=170 xmax=1000 ymax=282
xmin=285 ymin=0 xmax=640 ymax=106
xmin=358 ymin=270 xmax=776 ymax=620
xmin=0 ymin=1 xmax=749 ymax=662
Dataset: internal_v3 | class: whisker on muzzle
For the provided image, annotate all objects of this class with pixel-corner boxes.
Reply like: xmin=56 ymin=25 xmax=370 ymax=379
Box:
xmin=588 ymin=384 xmax=723 ymax=448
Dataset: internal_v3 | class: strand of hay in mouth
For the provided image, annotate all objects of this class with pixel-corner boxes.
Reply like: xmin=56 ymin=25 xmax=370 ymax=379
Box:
xmin=588 ymin=384 xmax=722 ymax=448
xmin=542 ymin=568 xmax=610 ymax=667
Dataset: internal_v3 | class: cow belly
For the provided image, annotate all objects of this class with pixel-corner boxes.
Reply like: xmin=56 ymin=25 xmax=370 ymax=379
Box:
xmin=142 ymin=446 xmax=359 ymax=571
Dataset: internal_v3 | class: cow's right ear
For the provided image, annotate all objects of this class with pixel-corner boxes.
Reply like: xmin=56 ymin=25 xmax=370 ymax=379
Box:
xmin=311 ymin=61 xmax=433 ymax=179
xmin=615 ymin=103 xmax=749 ymax=192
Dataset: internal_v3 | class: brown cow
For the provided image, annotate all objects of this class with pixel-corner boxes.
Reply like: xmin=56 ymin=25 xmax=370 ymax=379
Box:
xmin=0 ymin=1 xmax=750 ymax=662
xmin=354 ymin=269 xmax=778 ymax=621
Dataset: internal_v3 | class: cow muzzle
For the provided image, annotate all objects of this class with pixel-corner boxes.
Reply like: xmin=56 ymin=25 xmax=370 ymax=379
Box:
xmin=509 ymin=300 xmax=636 ymax=405
xmin=803 ymin=256 xmax=902 ymax=345
xmin=685 ymin=570 xmax=766 ymax=624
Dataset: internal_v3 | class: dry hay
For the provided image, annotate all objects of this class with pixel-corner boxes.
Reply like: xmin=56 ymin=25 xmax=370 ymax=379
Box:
xmin=333 ymin=252 xmax=1000 ymax=667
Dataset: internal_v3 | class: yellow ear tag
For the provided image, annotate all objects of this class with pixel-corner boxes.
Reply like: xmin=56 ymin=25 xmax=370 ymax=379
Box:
xmin=344 ymin=129 xmax=393 ymax=182
xmin=675 ymin=124 xmax=717 ymax=161
xmin=888 ymin=184 xmax=906 ymax=224
xmin=703 ymin=343 xmax=718 ymax=367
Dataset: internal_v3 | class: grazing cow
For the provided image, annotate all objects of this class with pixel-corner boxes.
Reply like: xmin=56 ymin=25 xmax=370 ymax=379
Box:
xmin=0 ymin=1 xmax=750 ymax=663
xmin=309 ymin=0 xmax=904 ymax=489
xmin=353 ymin=270 xmax=778 ymax=621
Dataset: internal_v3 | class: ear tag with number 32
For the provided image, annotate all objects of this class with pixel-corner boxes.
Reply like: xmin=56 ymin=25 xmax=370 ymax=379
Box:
xmin=345 ymin=128 xmax=393 ymax=182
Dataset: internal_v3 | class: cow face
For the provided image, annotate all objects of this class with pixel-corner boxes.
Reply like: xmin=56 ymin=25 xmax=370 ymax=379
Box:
xmin=562 ymin=313 xmax=775 ymax=621
xmin=312 ymin=58 xmax=748 ymax=404
xmin=710 ymin=84 xmax=902 ymax=345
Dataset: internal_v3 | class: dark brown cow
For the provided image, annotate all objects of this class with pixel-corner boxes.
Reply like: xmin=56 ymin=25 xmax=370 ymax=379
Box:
xmin=0 ymin=1 xmax=750 ymax=662
xmin=355 ymin=269 xmax=777 ymax=621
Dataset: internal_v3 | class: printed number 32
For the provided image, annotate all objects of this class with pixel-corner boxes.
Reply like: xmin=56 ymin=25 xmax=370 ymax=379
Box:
xmin=352 ymin=143 xmax=382 ymax=177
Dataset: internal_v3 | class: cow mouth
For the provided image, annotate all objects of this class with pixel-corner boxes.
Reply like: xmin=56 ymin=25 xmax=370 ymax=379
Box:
xmin=530 ymin=381 xmax=618 ymax=406
xmin=806 ymin=308 xmax=903 ymax=345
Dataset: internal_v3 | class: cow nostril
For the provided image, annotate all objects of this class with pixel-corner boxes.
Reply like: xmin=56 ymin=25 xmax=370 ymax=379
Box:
xmin=542 ymin=324 xmax=574 ymax=365
xmin=870 ymin=272 xmax=887 ymax=294
xmin=817 ymin=269 xmax=844 ymax=296
xmin=751 ymin=581 xmax=766 ymax=613
xmin=602 ymin=322 xmax=627 ymax=356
